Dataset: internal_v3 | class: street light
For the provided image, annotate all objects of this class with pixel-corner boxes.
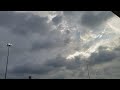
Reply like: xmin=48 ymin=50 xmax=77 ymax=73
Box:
xmin=5 ymin=43 xmax=12 ymax=79
xmin=86 ymin=61 xmax=91 ymax=79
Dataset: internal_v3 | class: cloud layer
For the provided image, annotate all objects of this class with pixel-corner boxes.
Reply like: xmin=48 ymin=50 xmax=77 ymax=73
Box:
xmin=0 ymin=11 xmax=120 ymax=79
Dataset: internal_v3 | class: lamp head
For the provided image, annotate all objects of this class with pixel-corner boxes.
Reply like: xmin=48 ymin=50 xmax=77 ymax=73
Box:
xmin=7 ymin=43 xmax=12 ymax=47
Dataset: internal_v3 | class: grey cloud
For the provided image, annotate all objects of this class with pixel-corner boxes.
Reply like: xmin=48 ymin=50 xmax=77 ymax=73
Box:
xmin=44 ymin=54 xmax=81 ymax=69
xmin=114 ymin=46 xmax=120 ymax=51
xmin=63 ymin=11 xmax=81 ymax=16
xmin=0 ymin=11 xmax=120 ymax=79
xmin=9 ymin=45 xmax=120 ymax=78
xmin=66 ymin=56 xmax=82 ymax=70
xmin=31 ymin=41 xmax=57 ymax=51
xmin=0 ymin=11 xmax=72 ymax=78
xmin=63 ymin=11 xmax=84 ymax=24
xmin=10 ymin=64 xmax=54 ymax=75
xmin=64 ymin=38 xmax=71 ymax=45
xmin=0 ymin=11 xmax=51 ymax=36
xmin=52 ymin=15 xmax=62 ymax=25
xmin=0 ymin=11 xmax=26 ymax=27
xmin=80 ymin=11 xmax=114 ymax=29
xmin=63 ymin=11 xmax=74 ymax=16
xmin=10 ymin=55 xmax=82 ymax=76
xmin=45 ymin=55 xmax=66 ymax=68
xmin=30 ymin=30 xmax=71 ymax=51
xmin=10 ymin=55 xmax=65 ymax=75
xmin=65 ymin=30 xmax=70 ymax=34
xmin=0 ymin=48 xmax=6 ymax=59
xmin=12 ymin=15 xmax=50 ymax=36
xmin=89 ymin=46 xmax=119 ymax=65
xmin=31 ymin=38 xmax=64 ymax=51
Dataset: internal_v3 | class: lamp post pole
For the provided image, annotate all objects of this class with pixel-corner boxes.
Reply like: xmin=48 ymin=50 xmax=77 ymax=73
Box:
xmin=86 ymin=61 xmax=90 ymax=79
xmin=5 ymin=43 xmax=12 ymax=79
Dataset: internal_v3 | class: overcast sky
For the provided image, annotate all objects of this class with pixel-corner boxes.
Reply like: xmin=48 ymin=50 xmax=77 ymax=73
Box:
xmin=0 ymin=11 xmax=120 ymax=79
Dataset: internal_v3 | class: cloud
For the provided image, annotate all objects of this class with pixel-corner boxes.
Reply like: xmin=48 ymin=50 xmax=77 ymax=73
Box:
xmin=30 ymin=36 xmax=64 ymax=51
xmin=0 ymin=11 xmax=120 ymax=79
xmin=80 ymin=11 xmax=114 ymax=29
xmin=0 ymin=11 xmax=51 ymax=36
xmin=0 ymin=48 xmax=6 ymax=59
xmin=52 ymin=15 xmax=62 ymax=25
xmin=10 ymin=54 xmax=83 ymax=76
xmin=12 ymin=15 xmax=50 ymax=36
xmin=65 ymin=30 xmax=71 ymax=34
xmin=7 ymin=44 xmax=120 ymax=78
xmin=10 ymin=55 xmax=66 ymax=75
xmin=63 ymin=11 xmax=81 ymax=16
xmin=30 ymin=29 xmax=72 ymax=51
xmin=63 ymin=11 xmax=74 ymax=16
xmin=10 ymin=64 xmax=54 ymax=75
xmin=0 ymin=11 xmax=24 ymax=27
xmin=64 ymin=38 xmax=71 ymax=45
xmin=89 ymin=46 xmax=119 ymax=65
xmin=45 ymin=55 xmax=67 ymax=68
xmin=31 ymin=40 xmax=62 ymax=51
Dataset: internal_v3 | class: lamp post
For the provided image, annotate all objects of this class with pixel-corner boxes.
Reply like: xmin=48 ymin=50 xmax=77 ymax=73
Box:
xmin=86 ymin=61 xmax=90 ymax=79
xmin=5 ymin=43 xmax=12 ymax=79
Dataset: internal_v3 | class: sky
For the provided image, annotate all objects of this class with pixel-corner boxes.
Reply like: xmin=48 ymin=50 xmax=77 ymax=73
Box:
xmin=0 ymin=11 xmax=120 ymax=79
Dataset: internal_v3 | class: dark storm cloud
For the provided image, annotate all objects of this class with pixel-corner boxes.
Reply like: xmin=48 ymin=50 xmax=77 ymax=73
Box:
xmin=114 ymin=44 xmax=120 ymax=51
xmin=0 ymin=11 xmax=50 ymax=36
xmin=30 ymin=30 xmax=71 ymax=51
xmin=63 ymin=11 xmax=78 ymax=16
xmin=45 ymin=55 xmax=82 ymax=70
xmin=31 ymin=38 xmax=64 ymax=51
xmin=0 ymin=11 xmax=119 ymax=79
xmin=31 ymin=41 xmax=58 ymax=51
xmin=63 ymin=11 xmax=74 ymax=15
xmin=64 ymin=38 xmax=71 ymax=45
xmin=0 ymin=48 xmax=6 ymax=59
xmin=10 ymin=64 xmax=54 ymax=75
xmin=89 ymin=46 xmax=119 ymax=65
xmin=65 ymin=30 xmax=70 ymax=34
xmin=66 ymin=56 xmax=82 ymax=70
xmin=10 ymin=55 xmax=65 ymax=75
xmin=0 ymin=11 xmax=26 ymax=27
xmin=52 ymin=15 xmax=62 ymax=25
xmin=80 ymin=11 xmax=114 ymax=29
xmin=12 ymin=15 xmax=50 ymax=35
xmin=10 ymin=55 xmax=82 ymax=75
xmin=9 ymin=45 xmax=120 ymax=77
xmin=45 ymin=55 xmax=66 ymax=68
